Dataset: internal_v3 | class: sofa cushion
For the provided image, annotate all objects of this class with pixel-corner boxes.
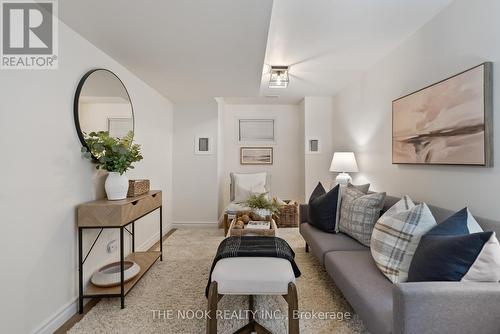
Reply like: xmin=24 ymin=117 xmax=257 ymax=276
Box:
xmin=426 ymin=207 xmax=483 ymax=235
xmin=371 ymin=196 xmax=437 ymax=283
xmin=300 ymin=222 xmax=367 ymax=265
xmin=408 ymin=231 xmax=500 ymax=283
xmin=408 ymin=208 xmax=500 ymax=283
xmin=308 ymin=182 xmax=340 ymax=233
xmin=325 ymin=251 xmax=393 ymax=334
xmin=335 ymin=183 xmax=370 ymax=232
xmin=338 ymin=185 xmax=386 ymax=246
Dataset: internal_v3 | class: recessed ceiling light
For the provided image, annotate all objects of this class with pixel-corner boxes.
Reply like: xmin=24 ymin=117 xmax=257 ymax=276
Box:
xmin=269 ymin=66 xmax=289 ymax=89
xmin=265 ymin=95 xmax=279 ymax=98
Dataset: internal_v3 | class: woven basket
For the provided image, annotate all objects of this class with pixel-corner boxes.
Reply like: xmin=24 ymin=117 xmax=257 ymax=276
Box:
xmin=127 ymin=179 xmax=150 ymax=197
xmin=274 ymin=201 xmax=299 ymax=227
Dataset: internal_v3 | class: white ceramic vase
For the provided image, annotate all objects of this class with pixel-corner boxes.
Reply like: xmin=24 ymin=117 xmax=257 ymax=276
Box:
xmin=105 ymin=172 xmax=128 ymax=200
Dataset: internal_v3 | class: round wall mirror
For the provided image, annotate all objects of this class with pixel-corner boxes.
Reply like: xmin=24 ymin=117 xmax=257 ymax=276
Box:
xmin=74 ymin=69 xmax=134 ymax=153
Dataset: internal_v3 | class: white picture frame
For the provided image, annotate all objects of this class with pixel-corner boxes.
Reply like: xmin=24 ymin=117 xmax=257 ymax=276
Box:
xmin=306 ymin=137 xmax=321 ymax=154
xmin=194 ymin=135 xmax=213 ymax=155
xmin=238 ymin=119 xmax=275 ymax=143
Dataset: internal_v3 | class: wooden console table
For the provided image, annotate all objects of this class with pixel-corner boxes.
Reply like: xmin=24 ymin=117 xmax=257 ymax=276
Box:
xmin=77 ymin=190 xmax=163 ymax=313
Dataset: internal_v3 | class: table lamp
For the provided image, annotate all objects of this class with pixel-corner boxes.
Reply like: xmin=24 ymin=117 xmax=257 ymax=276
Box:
xmin=329 ymin=152 xmax=359 ymax=186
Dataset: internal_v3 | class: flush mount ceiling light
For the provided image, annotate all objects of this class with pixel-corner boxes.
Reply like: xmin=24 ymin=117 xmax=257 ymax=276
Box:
xmin=269 ymin=66 xmax=289 ymax=88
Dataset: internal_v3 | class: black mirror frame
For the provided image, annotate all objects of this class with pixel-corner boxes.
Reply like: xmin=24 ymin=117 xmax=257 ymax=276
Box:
xmin=73 ymin=68 xmax=135 ymax=159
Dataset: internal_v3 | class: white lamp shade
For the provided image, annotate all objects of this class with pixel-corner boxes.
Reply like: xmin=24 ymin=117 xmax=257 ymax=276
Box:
xmin=329 ymin=152 xmax=359 ymax=173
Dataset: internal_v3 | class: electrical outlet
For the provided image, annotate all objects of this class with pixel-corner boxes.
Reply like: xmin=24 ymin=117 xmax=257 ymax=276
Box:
xmin=107 ymin=239 xmax=117 ymax=253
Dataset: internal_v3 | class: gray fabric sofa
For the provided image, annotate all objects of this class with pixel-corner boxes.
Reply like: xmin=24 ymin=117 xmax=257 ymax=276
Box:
xmin=299 ymin=195 xmax=500 ymax=334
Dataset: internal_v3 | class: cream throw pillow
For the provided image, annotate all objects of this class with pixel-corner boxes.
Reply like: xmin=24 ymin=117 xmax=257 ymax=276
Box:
xmin=233 ymin=173 xmax=267 ymax=203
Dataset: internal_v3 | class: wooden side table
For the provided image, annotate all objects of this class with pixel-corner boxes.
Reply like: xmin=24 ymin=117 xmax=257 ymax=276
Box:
xmin=77 ymin=191 xmax=163 ymax=313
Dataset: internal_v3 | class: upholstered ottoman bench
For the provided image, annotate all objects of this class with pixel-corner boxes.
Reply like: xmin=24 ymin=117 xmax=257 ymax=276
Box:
xmin=206 ymin=257 xmax=299 ymax=334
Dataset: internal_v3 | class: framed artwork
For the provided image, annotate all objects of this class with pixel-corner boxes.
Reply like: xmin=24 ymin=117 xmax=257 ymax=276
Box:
xmin=305 ymin=137 xmax=321 ymax=154
xmin=392 ymin=62 xmax=493 ymax=166
xmin=238 ymin=119 xmax=275 ymax=142
xmin=194 ymin=135 xmax=213 ymax=155
xmin=240 ymin=147 xmax=273 ymax=165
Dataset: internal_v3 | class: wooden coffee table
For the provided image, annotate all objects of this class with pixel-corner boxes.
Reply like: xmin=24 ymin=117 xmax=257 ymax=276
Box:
xmin=227 ymin=219 xmax=277 ymax=237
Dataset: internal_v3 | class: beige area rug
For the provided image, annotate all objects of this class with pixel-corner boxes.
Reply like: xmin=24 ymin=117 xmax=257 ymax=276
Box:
xmin=68 ymin=228 xmax=368 ymax=334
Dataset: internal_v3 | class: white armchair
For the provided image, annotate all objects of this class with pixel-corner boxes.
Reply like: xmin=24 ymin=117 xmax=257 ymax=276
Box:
xmin=223 ymin=172 xmax=271 ymax=235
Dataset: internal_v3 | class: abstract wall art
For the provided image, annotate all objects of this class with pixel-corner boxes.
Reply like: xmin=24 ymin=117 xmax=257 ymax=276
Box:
xmin=392 ymin=62 xmax=492 ymax=166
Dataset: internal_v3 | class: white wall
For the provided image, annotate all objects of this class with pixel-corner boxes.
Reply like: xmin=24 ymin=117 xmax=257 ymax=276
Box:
xmin=222 ymin=103 xmax=305 ymax=211
xmin=298 ymin=99 xmax=306 ymax=200
xmin=0 ymin=20 xmax=174 ymax=334
xmin=216 ymin=98 xmax=226 ymax=216
xmin=303 ymin=97 xmax=335 ymax=200
xmin=331 ymin=0 xmax=500 ymax=220
xmin=172 ymin=101 xmax=219 ymax=224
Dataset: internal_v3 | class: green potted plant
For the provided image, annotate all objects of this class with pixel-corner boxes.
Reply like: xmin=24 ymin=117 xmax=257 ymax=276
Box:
xmin=81 ymin=131 xmax=143 ymax=200
xmin=244 ymin=193 xmax=281 ymax=217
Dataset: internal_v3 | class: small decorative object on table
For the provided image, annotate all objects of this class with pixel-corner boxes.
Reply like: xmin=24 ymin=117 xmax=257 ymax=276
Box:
xmin=91 ymin=261 xmax=141 ymax=287
xmin=246 ymin=221 xmax=271 ymax=230
xmin=81 ymin=131 xmax=143 ymax=200
xmin=244 ymin=193 xmax=281 ymax=218
xmin=229 ymin=211 xmax=277 ymax=237
xmin=127 ymin=179 xmax=150 ymax=197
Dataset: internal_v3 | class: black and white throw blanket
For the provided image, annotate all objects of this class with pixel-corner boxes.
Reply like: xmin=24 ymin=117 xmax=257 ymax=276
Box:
xmin=205 ymin=236 xmax=301 ymax=297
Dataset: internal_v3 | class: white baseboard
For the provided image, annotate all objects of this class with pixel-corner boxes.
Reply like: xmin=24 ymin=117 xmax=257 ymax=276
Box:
xmin=172 ymin=221 xmax=218 ymax=228
xmin=33 ymin=298 xmax=77 ymax=334
xmin=137 ymin=222 xmax=173 ymax=250
xmin=34 ymin=226 xmax=173 ymax=334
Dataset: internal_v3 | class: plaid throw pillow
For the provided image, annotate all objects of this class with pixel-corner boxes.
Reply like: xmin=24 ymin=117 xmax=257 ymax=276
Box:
xmin=338 ymin=186 xmax=386 ymax=246
xmin=370 ymin=196 xmax=437 ymax=283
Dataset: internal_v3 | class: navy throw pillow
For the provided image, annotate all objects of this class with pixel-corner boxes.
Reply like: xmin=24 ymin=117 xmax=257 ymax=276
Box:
xmin=408 ymin=208 xmax=500 ymax=282
xmin=308 ymin=182 xmax=340 ymax=233
xmin=408 ymin=232 xmax=492 ymax=281
xmin=429 ymin=207 xmax=482 ymax=236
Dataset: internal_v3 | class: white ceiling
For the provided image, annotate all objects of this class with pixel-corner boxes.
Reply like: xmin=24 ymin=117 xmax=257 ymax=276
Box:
xmin=59 ymin=0 xmax=452 ymax=104
xmin=59 ymin=0 xmax=273 ymax=102
xmin=226 ymin=0 xmax=453 ymax=104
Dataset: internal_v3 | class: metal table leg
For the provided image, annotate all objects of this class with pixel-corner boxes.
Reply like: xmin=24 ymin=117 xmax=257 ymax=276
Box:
xmin=120 ymin=227 xmax=125 ymax=309
xmin=132 ymin=222 xmax=135 ymax=252
xmin=160 ymin=206 xmax=163 ymax=261
xmin=78 ymin=227 xmax=84 ymax=314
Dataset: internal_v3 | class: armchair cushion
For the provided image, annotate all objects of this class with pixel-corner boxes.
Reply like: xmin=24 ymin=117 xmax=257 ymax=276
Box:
xmin=230 ymin=172 xmax=269 ymax=203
